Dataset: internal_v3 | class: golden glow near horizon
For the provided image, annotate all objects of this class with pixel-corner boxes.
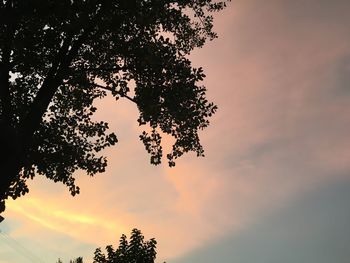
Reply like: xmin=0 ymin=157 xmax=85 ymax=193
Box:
xmin=6 ymin=197 xmax=128 ymax=245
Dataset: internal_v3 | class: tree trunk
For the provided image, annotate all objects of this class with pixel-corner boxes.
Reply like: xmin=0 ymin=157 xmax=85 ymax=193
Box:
xmin=0 ymin=159 xmax=21 ymax=213
xmin=0 ymin=122 xmax=22 ymax=213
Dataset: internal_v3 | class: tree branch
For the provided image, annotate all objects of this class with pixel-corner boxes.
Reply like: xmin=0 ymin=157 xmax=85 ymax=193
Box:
xmin=18 ymin=34 xmax=73 ymax=140
xmin=19 ymin=25 xmax=97 ymax=154
xmin=93 ymin=83 xmax=137 ymax=103
xmin=80 ymin=65 xmax=129 ymax=73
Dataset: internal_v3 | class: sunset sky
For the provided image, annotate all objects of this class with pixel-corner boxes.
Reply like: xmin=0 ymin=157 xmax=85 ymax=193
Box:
xmin=1 ymin=1 xmax=350 ymax=262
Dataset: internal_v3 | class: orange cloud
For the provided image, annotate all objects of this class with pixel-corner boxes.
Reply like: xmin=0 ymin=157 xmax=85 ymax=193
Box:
xmin=6 ymin=196 xmax=128 ymax=245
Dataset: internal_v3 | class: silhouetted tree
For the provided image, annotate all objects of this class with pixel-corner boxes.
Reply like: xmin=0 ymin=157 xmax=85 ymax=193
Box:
xmin=93 ymin=229 xmax=158 ymax=263
xmin=70 ymin=257 xmax=84 ymax=263
xmin=56 ymin=257 xmax=83 ymax=263
xmin=0 ymin=0 xmax=229 ymax=212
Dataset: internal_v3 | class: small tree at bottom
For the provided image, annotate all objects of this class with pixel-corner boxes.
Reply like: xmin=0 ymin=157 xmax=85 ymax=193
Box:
xmin=70 ymin=257 xmax=83 ymax=263
xmin=57 ymin=257 xmax=83 ymax=263
xmin=93 ymin=229 xmax=158 ymax=263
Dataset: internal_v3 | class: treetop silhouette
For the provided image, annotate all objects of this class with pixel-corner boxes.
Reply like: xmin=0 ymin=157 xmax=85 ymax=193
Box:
xmin=93 ymin=228 xmax=158 ymax=263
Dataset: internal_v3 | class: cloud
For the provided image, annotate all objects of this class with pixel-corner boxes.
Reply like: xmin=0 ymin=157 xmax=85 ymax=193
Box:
xmin=5 ymin=195 xmax=128 ymax=246
xmin=172 ymin=178 xmax=350 ymax=263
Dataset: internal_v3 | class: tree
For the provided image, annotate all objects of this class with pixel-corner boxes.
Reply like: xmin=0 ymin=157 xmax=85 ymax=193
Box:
xmin=56 ymin=257 xmax=83 ymax=263
xmin=0 ymin=0 xmax=229 ymax=213
xmin=93 ymin=228 xmax=159 ymax=263
xmin=70 ymin=257 xmax=84 ymax=263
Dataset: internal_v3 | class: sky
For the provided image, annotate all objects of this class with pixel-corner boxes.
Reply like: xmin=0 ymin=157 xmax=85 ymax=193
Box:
xmin=1 ymin=0 xmax=350 ymax=262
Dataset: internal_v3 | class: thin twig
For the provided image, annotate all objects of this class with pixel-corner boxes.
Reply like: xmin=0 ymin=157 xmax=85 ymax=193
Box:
xmin=93 ymin=83 xmax=137 ymax=103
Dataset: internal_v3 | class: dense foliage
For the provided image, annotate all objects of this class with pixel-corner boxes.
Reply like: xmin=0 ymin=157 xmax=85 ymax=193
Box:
xmin=0 ymin=0 xmax=228 ymax=212
xmin=93 ymin=229 xmax=158 ymax=263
